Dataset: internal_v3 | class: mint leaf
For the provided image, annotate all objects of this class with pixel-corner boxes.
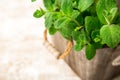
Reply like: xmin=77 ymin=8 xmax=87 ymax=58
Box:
xmin=48 ymin=26 xmax=57 ymax=35
xmin=72 ymin=31 xmax=81 ymax=41
xmin=100 ymin=25 xmax=120 ymax=48
xmin=45 ymin=13 xmax=54 ymax=29
xmin=74 ymin=41 xmax=84 ymax=51
xmin=96 ymin=0 xmax=117 ymax=24
xmin=102 ymin=7 xmax=118 ymax=24
xmin=85 ymin=16 xmax=101 ymax=36
xmin=76 ymin=14 xmax=84 ymax=25
xmin=72 ymin=30 xmax=87 ymax=51
xmin=72 ymin=30 xmax=88 ymax=42
xmin=91 ymin=30 xmax=103 ymax=49
xmin=61 ymin=0 xmax=73 ymax=16
xmin=72 ymin=0 xmax=78 ymax=9
xmin=71 ymin=10 xmax=80 ymax=19
xmin=45 ymin=12 xmax=61 ymax=29
xmin=109 ymin=7 xmax=118 ymax=23
xmin=91 ymin=30 xmax=101 ymax=43
xmin=54 ymin=17 xmax=70 ymax=29
xmin=43 ymin=0 xmax=55 ymax=11
xmin=33 ymin=8 xmax=45 ymax=18
xmin=92 ymin=42 xmax=103 ymax=49
xmin=85 ymin=44 xmax=96 ymax=60
xmin=72 ymin=30 xmax=89 ymax=51
xmin=59 ymin=22 xmax=74 ymax=40
xmin=78 ymin=0 xmax=94 ymax=12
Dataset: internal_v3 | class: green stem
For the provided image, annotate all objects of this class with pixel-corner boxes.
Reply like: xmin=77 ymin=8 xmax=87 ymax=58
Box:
xmin=67 ymin=16 xmax=81 ymax=27
xmin=103 ymin=15 xmax=110 ymax=25
xmin=71 ymin=18 xmax=84 ymax=30
xmin=72 ymin=19 xmax=81 ymax=27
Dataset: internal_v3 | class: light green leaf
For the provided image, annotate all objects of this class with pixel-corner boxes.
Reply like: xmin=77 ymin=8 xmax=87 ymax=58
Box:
xmin=59 ymin=22 xmax=74 ymax=40
xmin=43 ymin=0 xmax=55 ymax=11
xmin=45 ymin=12 xmax=61 ymax=29
xmin=54 ymin=0 xmax=62 ymax=11
xmin=71 ymin=10 xmax=80 ymax=19
xmin=33 ymin=8 xmax=45 ymax=18
xmin=100 ymin=25 xmax=120 ymax=48
xmin=96 ymin=0 xmax=117 ymax=24
xmin=78 ymin=0 xmax=94 ymax=12
xmin=102 ymin=7 xmax=118 ymax=24
xmin=61 ymin=0 xmax=73 ymax=16
xmin=54 ymin=17 xmax=70 ymax=29
xmin=85 ymin=44 xmax=96 ymax=60
xmin=109 ymin=7 xmax=118 ymax=23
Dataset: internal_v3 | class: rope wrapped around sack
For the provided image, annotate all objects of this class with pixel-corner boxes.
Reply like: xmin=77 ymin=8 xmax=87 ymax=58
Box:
xmin=112 ymin=55 xmax=120 ymax=66
xmin=43 ymin=29 xmax=73 ymax=59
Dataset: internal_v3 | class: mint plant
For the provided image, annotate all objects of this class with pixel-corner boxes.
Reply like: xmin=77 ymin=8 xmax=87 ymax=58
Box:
xmin=32 ymin=0 xmax=120 ymax=60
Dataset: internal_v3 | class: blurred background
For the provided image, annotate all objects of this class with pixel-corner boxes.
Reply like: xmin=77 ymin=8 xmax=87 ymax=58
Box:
xmin=0 ymin=0 xmax=80 ymax=80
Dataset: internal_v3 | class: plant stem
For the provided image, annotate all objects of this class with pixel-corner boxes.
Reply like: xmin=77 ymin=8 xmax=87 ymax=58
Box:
xmin=71 ymin=18 xmax=83 ymax=30
xmin=72 ymin=18 xmax=81 ymax=27
xmin=103 ymin=15 xmax=110 ymax=25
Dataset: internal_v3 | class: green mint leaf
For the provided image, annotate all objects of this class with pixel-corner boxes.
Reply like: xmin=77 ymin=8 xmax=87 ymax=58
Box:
xmin=54 ymin=17 xmax=70 ymax=29
xmin=92 ymin=42 xmax=103 ymax=49
xmin=71 ymin=10 xmax=80 ymax=19
xmin=45 ymin=13 xmax=54 ymax=29
xmin=72 ymin=0 xmax=78 ymax=8
xmin=109 ymin=7 xmax=118 ymax=23
xmin=76 ymin=14 xmax=84 ymax=25
xmin=72 ymin=30 xmax=89 ymax=45
xmin=48 ymin=26 xmax=57 ymax=35
xmin=87 ymin=4 xmax=96 ymax=16
xmin=100 ymin=24 xmax=120 ymax=48
xmin=85 ymin=16 xmax=101 ymax=36
xmin=91 ymin=30 xmax=101 ymax=43
xmin=74 ymin=41 xmax=84 ymax=51
xmin=91 ymin=30 xmax=103 ymax=49
xmin=43 ymin=0 xmax=55 ymax=11
xmin=72 ymin=31 xmax=81 ymax=41
xmin=45 ymin=12 xmax=61 ymax=29
xmin=59 ymin=22 xmax=74 ymax=40
xmin=72 ymin=30 xmax=88 ymax=51
xmin=78 ymin=0 xmax=94 ymax=12
xmin=54 ymin=0 xmax=62 ymax=9
xmin=96 ymin=0 xmax=117 ymax=24
xmin=33 ymin=8 xmax=45 ymax=18
xmin=31 ymin=0 xmax=36 ymax=2
xmin=102 ymin=7 xmax=118 ymax=24
xmin=61 ymin=0 xmax=73 ymax=16
xmin=85 ymin=44 xmax=96 ymax=60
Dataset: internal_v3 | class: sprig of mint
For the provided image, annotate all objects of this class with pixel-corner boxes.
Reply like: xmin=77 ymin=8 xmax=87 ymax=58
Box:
xmin=32 ymin=0 xmax=120 ymax=60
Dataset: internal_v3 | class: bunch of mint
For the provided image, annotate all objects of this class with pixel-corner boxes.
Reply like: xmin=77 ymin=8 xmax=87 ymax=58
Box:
xmin=32 ymin=0 xmax=120 ymax=60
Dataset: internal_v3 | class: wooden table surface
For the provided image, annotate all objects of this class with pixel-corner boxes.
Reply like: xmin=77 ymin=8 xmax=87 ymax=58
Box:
xmin=0 ymin=0 xmax=81 ymax=80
